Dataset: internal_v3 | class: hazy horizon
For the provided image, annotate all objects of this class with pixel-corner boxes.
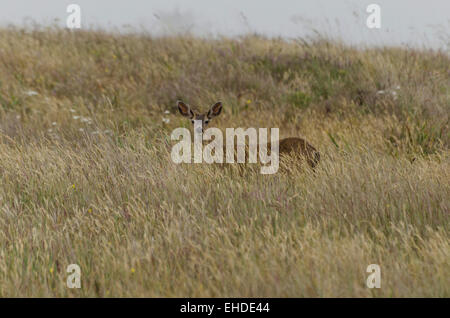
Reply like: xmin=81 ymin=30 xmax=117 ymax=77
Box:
xmin=0 ymin=0 xmax=449 ymax=50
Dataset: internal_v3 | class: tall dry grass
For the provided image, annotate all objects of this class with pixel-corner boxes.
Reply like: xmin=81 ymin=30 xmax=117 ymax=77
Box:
xmin=0 ymin=26 xmax=448 ymax=297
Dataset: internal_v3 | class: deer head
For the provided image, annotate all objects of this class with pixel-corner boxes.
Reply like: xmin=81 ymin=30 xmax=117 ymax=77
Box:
xmin=177 ymin=100 xmax=223 ymax=134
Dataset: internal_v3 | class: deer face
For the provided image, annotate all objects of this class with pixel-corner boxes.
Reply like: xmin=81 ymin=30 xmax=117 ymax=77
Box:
xmin=177 ymin=100 xmax=223 ymax=134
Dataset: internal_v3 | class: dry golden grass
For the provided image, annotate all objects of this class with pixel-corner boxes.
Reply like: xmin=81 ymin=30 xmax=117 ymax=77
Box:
xmin=0 ymin=26 xmax=448 ymax=297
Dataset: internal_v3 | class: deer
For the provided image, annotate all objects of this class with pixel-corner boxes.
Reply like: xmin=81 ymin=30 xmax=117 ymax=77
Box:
xmin=176 ymin=100 xmax=320 ymax=170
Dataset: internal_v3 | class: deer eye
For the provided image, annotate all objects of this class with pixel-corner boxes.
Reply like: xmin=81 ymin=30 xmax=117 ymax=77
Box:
xmin=204 ymin=120 xmax=210 ymax=124
xmin=191 ymin=120 xmax=195 ymax=124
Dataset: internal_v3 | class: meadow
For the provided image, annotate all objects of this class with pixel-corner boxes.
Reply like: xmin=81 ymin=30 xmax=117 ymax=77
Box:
xmin=0 ymin=27 xmax=448 ymax=297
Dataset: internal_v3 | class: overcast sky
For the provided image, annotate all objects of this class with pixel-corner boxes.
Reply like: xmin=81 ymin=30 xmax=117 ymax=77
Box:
xmin=0 ymin=0 xmax=448 ymax=49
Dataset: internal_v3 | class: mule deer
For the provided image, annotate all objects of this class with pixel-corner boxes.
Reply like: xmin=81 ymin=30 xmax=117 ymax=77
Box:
xmin=177 ymin=100 xmax=320 ymax=169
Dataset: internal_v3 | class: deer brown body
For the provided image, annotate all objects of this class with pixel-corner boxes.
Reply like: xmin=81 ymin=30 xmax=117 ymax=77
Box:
xmin=177 ymin=100 xmax=320 ymax=169
xmin=276 ymin=137 xmax=320 ymax=168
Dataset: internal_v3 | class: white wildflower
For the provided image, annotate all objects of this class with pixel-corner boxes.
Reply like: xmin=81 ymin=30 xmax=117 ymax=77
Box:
xmin=391 ymin=91 xmax=398 ymax=100
xmin=25 ymin=90 xmax=38 ymax=96
xmin=81 ymin=117 xmax=92 ymax=124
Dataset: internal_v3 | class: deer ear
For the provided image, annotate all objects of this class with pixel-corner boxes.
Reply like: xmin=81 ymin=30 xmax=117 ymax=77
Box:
xmin=178 ymin=100 xmax=194 ymax=118
xmin=207 ymin=101 xmax=222 ymax=118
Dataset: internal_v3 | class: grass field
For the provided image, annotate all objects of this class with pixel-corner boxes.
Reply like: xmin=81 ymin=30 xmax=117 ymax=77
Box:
xmin=0 ymin=27 xmax=448 ymax=297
